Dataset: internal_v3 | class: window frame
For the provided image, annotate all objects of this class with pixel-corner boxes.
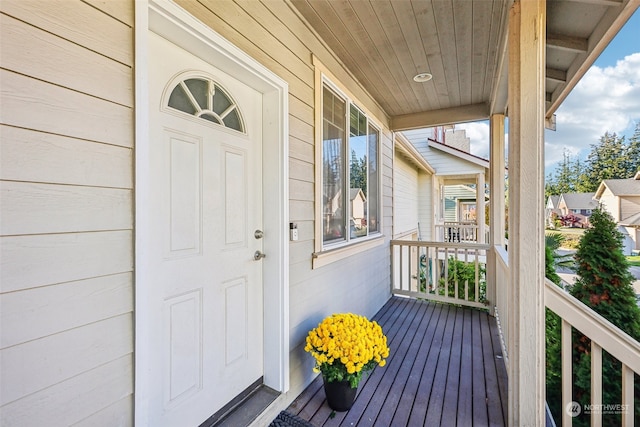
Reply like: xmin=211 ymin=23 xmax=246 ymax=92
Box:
xmin=312 ymin=58 xmax=384 ymax=268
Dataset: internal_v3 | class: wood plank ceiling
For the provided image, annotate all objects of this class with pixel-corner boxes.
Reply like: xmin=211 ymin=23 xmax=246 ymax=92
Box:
xmin=290 ymin=0 xmax=639 ymax=130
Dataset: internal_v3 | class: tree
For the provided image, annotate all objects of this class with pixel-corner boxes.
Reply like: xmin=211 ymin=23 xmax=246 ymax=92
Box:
xmin=546 ymin=150 xmax=576 ymax=196
xmin=625 ymin=122 xmax=640 ymax=176
xmin=545 ymin=128 xmax=640 ymax=196
xmin=545 ymin=234 xmax=564 ymax=421
xmin=349 ymin=149 xmax=367 ymax=193
xmin=568 ymin=208 xmax=640 ymax=425
xmin=581 ymin=132 xmax=629 ymax=191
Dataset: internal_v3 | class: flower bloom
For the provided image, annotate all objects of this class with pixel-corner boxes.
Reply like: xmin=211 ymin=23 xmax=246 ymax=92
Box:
xmin=304 ymin=313 xmax=390 ymax=386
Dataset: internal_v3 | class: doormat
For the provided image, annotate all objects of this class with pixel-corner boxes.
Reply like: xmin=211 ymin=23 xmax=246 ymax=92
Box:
xmin=269 ymin=411 xmax=315 ymax=427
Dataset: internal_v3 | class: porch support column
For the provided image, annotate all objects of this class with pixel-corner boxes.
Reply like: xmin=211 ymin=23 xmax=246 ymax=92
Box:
xmin=507 ymin=0 xmax=546 ymax=425
xmin=476 ymin=172 xmax=486 ymax=243
xmin=489 ymin=114 xmax=505 ymax=248
xmin=486 ymin=114 xmax=505 ymax=316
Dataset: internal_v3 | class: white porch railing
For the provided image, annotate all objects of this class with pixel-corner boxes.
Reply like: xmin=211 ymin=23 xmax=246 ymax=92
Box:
xmin=435 ymin=222 xmax=490 ymax=244
xmin=545 ymin=279 xmax=640 ymax=426
xmin=390 ymin=239 xmax=490 ymax=310
xmin=392 ymin=239 xmax=639 ymax=425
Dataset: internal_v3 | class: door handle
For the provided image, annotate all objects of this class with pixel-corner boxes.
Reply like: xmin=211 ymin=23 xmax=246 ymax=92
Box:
xmin=253 ymin=250 xmax=266 ymax=261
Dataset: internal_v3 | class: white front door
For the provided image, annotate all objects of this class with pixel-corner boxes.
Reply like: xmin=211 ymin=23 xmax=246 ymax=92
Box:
xmin=145 ymin=31 xmax=264 ymax=426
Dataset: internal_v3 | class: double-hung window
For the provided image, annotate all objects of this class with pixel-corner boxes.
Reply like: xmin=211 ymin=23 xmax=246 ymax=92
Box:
xmin=321 ymin=83 xmax=380 ymax=248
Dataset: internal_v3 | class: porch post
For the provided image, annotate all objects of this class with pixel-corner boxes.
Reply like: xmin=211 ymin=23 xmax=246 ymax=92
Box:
xmin=476 ymin=172 xmax=485 ymax=243
xmin=486 ymin=114 xmax=505 ymax=316
xmin=507 ymin=0 xmax=546 ymax=425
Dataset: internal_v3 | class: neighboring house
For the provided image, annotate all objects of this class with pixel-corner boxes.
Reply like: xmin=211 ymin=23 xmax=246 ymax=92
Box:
xmin=443 ymin=184 xmax=488 ymax=223
xmin=594 ymin=172 xmax=640 ymax=254
xmin=1 ymin=1 xmax=636 ymax=426
xmin=349 ymin=188 xmax=366 ymax=229
xmin=545 ymin=195 xmax=561 ymax=228
xmin=557 ymin=192 xmax=598 ymax=227
xmin=392 ymin=132 xmax=435 ymax=241
xmin=403 ymin=128 xmax=491 ymax=243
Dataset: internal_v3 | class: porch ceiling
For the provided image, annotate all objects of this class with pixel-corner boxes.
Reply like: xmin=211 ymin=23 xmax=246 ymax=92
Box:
xmin=290 ymin=0 xmax=639 ymax=130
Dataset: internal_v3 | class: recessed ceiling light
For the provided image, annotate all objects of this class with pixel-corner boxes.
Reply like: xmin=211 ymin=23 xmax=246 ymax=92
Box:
xmin=413 ymin=72 xmax=433 ymax=83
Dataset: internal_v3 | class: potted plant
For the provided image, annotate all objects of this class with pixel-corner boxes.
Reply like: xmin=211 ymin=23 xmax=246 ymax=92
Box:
xmin=304 ymin=313 xmax=390 ymax=411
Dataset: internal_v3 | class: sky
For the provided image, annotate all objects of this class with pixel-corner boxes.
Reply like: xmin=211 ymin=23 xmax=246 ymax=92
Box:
xmin=461 ymin=9 xmax=640 ymax=175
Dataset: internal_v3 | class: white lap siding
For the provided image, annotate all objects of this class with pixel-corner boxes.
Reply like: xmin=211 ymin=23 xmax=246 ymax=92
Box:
xmin=393 ymin=154 xmax=419 ymax=238
xmin=2 ymin=0 xmax=397 ymax=424
xmin=0 ymin=1 xmax=134 ymax=426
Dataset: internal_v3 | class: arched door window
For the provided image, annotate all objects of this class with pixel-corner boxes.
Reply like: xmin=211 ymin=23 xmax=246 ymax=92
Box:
xmin=167 ymin=76 xmax=244 ymax=132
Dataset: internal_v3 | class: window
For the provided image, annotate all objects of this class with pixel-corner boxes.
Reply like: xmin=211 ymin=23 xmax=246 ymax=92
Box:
xmin=321 ymin=84 xmax=380 ymax=247
xmin=167 ymin=77 xmax=244 ymax=132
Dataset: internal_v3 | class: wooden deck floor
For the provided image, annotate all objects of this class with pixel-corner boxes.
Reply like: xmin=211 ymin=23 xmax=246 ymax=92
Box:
xmin=286 ymin=297 xmax=508 ymax=426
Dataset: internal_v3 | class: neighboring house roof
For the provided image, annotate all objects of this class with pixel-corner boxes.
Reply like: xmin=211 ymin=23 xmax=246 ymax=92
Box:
xmin=620 ymin=211 xmax=640 ymax=227
xmin=559 ymin=192 xmax=598 ymax=210
xmin=394 ymin=132 xmax=435 ymax=174
xmin=444 ymin=184 xmax=489 ymax=200
xmin=546 ymin=195 xmax=562 ymax=218
xmin=594 ymin=176 xmax=640 ymax=199
xmin=349 ymin=188 xmax=366 ymax=202
xmin=427 ymin=139 xmax=490 ymax=169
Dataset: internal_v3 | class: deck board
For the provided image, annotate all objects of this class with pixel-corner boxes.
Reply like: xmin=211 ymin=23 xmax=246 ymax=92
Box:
xmin=286 ymin=297 xmax=507 ymax=426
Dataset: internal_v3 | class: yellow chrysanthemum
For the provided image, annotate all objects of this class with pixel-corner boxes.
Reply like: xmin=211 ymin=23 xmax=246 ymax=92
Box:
xmin=304 ymin=313 xmax=390 ymax=387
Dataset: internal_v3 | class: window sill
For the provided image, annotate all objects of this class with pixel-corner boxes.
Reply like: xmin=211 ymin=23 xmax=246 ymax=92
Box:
xmin=312 ymin=235 xmax=385 ymax=269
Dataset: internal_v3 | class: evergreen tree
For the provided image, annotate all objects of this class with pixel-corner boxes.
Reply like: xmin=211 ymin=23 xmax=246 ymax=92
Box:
xmin=625 ymin=122 xmax=640 ymax=176
xmin=572 ymin=157 xmax=591 ymax=193
xmin=545 ymin=234 xmax=563 ymax=421
xmin=349 ymin=149 xmax=367 ymax=193
xmin=569 ymin=208 xmax=640 ymax=425
xmin=581 ymin=132 xmax=629 ymax=191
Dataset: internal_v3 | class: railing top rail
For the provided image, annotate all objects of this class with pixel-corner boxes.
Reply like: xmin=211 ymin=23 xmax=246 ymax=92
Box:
xmin=545 ymin=278 xmax=640 ymax=373
xmin=441 ymin=221 xmax=477 ymax=225
xmin=390 ymin=239 xmax=490 ymax=250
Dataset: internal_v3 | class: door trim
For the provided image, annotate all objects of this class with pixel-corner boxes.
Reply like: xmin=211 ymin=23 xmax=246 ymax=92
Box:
xmin=134 ymin=1 xmax=289 ymax=424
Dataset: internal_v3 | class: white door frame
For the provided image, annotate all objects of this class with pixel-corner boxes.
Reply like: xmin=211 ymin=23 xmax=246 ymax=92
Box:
xmin=134 ymin=1 xmax=289 ymax=424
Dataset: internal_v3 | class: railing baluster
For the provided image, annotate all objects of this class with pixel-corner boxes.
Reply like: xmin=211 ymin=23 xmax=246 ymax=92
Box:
xmin=591 ymin=341 xmax=602 ymax=427
xmin=464 ymin=248 xmax=469 ymax=300
xmin=407 ymin=244 xmax=412 ymax=292
xmin=621 ymin=363 xmax=633 ymax=427
xmin=389 ymin=239 xmax=489 ymax=309
xmin=444 ymin=247 xmax=449 ymax=297
xmin=454 ymin=247 xmax=459 ymax=299
xmin=397 ymin=245 xmax=404 ymax=290
xmin=562 ymin=319 xmax=573 ymax=427
xmin=474 ymin=249 xmax=479 ymax=303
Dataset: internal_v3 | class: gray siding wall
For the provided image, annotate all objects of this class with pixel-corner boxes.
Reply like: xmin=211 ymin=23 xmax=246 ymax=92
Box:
xmin=418 ymin=173 xmax=434 ymax=240
xmin=393 ymin=154 xmax=419 ymax=237
xmin=1 ymin=1 xmax=397 ymax=424
xmin=412 ymin=140 xmax=485 ymax=176
xmin=1 ymin=1 xmax=134 ymax=425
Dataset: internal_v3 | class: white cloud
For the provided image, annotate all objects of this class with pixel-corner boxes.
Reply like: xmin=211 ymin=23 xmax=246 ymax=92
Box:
xmin=544 ymin=52 xmax=640 ymax=168
xmin=461 ymin=53 xmax=640 ymax=172
xmin=457 ymin=121 xmax=490 ymax=158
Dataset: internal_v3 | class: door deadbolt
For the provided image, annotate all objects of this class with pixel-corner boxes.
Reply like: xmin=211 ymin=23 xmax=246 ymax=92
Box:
xmin=254 ymin=229 xmax=264 ymax=239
